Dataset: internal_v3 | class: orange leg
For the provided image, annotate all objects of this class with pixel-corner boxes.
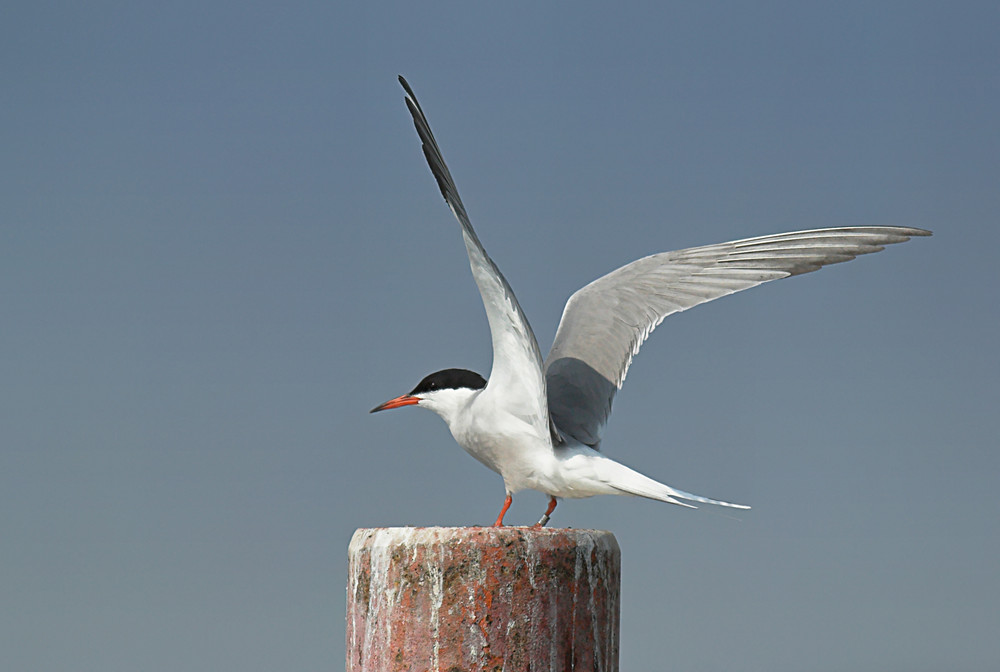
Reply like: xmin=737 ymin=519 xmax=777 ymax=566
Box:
xmin=532 ymin=497 xmax=558 ymax=528
xmin=493 ymin=493 xmax=513 ymax=527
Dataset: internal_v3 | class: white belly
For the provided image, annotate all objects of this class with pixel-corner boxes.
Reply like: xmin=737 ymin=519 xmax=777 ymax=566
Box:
xmin=451 ymin=412 xmax=624 ymax=498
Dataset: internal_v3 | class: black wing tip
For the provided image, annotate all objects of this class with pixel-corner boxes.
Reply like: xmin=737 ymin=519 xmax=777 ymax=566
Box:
xmin=423 ymin=145 xmax=451 ymax=201
xmin=403 ymin=96 xmax=420 ymax=122
xmin=886 ymin=226 xmax=932 ymax=237
xmin=398 ymin=75 xmax=416 ymax=99
xmin=888 ymin=226 xmax=934 ymax=237
xmin=890 ymin=226 xmax=933 ymax=241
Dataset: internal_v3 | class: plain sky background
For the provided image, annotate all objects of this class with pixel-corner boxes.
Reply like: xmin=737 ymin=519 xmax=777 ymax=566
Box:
xmin=2 ymin=2 xmax=998 ymax=670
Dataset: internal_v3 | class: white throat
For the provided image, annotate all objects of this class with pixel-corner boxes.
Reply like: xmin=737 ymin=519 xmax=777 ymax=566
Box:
xmin=416 ymin=387 xmax=482 ymax=428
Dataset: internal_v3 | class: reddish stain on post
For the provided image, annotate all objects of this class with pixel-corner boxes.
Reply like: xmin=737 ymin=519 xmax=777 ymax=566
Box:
xmin=346 ymin=527 xmax=620 ymax=672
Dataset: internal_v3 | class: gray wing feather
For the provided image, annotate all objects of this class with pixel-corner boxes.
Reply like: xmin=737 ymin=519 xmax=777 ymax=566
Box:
xmin=399 ymin=77 xmax=552 ymax=437
xmin=544 ymin=226 xmax=931 ymax=447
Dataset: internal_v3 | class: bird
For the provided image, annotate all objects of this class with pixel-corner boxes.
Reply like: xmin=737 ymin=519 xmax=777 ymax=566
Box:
xmin=371 ymin=75 xmax=931 ymax=528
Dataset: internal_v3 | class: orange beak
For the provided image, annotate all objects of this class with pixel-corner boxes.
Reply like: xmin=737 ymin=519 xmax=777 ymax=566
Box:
xmin=369 ymin=394 xmax=421 ymax=413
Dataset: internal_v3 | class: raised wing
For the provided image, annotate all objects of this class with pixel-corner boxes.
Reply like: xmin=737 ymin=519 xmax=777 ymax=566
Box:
xmin=544 ymin=226 xmax=931 ymax=446
xmin=399 ymin=76 xmax=551 ymax=433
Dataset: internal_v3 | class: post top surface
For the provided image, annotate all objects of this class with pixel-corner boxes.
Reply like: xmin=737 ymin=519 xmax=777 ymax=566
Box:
xmin=349 ymin=526 xmax=619 ymax=555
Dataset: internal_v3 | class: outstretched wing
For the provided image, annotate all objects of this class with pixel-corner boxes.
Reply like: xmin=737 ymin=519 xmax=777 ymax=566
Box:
xmin=544 ymin=226 xmax=931 ymax=447
xmin=399 ymin=76 xmax=551 ymax=434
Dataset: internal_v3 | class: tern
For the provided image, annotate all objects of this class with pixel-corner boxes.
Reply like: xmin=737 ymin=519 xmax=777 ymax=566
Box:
xmin=372 ymin=76 xmax=930 ymax=527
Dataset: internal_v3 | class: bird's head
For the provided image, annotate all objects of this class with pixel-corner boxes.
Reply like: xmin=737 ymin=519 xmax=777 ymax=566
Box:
xmin=370 ymin=368 xmax=487 ymax=424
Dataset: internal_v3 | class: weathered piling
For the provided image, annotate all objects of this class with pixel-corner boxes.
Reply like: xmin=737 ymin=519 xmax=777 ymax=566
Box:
xmin=346 ymin=526 xmax=620 ymax=672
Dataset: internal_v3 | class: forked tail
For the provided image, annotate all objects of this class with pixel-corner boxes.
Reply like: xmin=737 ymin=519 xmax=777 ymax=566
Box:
xmin=599 ymin=456 xmax=751 ymax=510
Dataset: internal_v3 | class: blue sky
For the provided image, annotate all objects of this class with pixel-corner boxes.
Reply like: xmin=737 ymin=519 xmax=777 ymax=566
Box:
xmin=2 ymin=2 xmax=998 ymax=670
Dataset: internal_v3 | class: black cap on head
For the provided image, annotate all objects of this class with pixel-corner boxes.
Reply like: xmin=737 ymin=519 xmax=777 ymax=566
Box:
xmin=409 ymin=368 xmax=487 ymax=395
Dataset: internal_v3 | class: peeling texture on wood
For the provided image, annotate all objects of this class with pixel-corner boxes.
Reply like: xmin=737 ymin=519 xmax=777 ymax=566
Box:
xmin=346 ymin=527 xmax=620 ymax=672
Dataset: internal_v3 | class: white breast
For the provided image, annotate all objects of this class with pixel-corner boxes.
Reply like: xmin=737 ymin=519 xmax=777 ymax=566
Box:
xmin=446 ymin=392 xmax=554 ymax=493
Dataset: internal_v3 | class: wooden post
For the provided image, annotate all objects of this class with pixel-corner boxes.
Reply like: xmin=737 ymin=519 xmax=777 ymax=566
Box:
xmin=346 ymin=527 xmax=620 ymax=672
